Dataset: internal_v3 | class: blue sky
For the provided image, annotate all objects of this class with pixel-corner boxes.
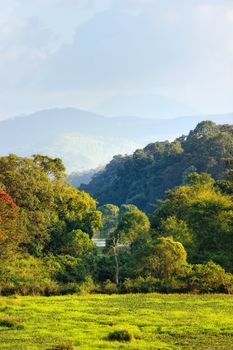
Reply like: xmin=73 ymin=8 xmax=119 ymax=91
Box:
xmin=0 ymin=0 xmax=233 ymax=118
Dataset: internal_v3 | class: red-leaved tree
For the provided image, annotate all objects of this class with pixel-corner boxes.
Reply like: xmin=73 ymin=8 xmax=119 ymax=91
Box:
xmin=0 ymin=189 xmax=18 ymax=260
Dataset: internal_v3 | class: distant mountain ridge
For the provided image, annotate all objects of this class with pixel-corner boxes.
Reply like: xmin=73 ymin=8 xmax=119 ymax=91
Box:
xmin=0 ymin=107 xmax=232 ymax=172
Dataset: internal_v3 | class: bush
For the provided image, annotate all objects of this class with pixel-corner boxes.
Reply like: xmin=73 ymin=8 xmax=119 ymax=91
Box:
xmin=58 ymin=283 xmax=79 ymax=295
xmin=0 ymin=318 xmax=24 ymax=330
xmin=121 ymin=277 xmax=161 ymax=293
xmin=107 ymin=329 xmax=133 ymax=342
xmin=0 ymin=254 xmax=59 ymax=296
xmin=188 ymin=262 xmax=233 ymax=293
xmin=174 ymin=262 xmax=233 ymax=294
xmin=76 ymin=276 xmax=97 ymax=295
xmin=0 ymin=319 xmax=16 ymax=328
xmin=102 ymin=280 xmax=118 ymax=294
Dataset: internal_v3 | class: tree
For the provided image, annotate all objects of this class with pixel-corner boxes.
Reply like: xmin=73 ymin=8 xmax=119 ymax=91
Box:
xmin=98 ymin=204 xmax=139 ymax=239
xmin=99 ymin=204 xmax=119 ymax=238
xmin=0 ymin=154 xmax=102 ymax=257
xmin=108 ymin=208 xmax=150 ymax=285
xmin=0 ymin=154 xmax=54 ymax=210
xmin=58 ymin=229 xmax=97 ymax=259
xmin=160 ymin=216 xmax=193 ymax=249
xmin=49 ymin=182 xmax=102 ymax=254
xmin=146 ymin=237 xmax=187 ymax=283
xmin=33 ymin=154 xmax=66 ymax=180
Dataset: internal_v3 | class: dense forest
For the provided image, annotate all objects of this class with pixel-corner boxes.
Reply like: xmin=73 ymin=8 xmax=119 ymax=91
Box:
xmin=0 ymin=121 xmax=233 ymax=295
xmin=83 ymin=121 xmax=233 ymax=212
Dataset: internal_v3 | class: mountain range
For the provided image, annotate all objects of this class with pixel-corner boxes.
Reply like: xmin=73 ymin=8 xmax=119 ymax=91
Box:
xmin=0 ymin=108 xmax=232 ymax=172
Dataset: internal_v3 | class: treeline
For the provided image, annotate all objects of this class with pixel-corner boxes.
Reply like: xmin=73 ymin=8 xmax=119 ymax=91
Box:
xmin=0 ymin=122 xmax=233 ymax=295
xmin=82 ymin=121 xmax=233 ymax=212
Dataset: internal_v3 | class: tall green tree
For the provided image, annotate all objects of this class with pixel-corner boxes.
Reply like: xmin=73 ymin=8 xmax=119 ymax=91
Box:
xmin=152 ymin=173 xmax=233 ymax=271
xmin=108 ymin=208 xmax=150 ymax=284
xmin=0 ymin=154 xmax=102 ymax=257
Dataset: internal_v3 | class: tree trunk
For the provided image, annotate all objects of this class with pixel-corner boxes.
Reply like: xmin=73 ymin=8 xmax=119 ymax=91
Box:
xmin=113 ymin=241 xmax=119 ymax=285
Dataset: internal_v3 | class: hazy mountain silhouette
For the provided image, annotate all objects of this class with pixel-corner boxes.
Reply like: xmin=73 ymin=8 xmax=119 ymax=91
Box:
xmin=0 ymin=107 xmax=232 ymax=172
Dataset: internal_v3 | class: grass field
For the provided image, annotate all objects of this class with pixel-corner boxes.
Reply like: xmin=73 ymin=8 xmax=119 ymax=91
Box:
xmin=0 ymin=294 xmax=233 ymax=349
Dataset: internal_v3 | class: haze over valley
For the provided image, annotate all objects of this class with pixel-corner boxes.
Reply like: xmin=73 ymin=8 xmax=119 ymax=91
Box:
xmin=1 ymin=108 xmax=232 ymax=172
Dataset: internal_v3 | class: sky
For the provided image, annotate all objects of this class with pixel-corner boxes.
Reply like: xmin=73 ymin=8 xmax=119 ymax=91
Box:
xmin=0 ymin=0 xmax=233 ymax=119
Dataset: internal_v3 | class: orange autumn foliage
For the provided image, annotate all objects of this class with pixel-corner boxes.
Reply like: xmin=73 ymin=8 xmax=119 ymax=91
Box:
xmin=0 ymin=189 xmax=17 ymax=241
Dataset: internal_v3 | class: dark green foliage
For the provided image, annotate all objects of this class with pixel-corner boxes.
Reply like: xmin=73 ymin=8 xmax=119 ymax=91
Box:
xmin=0 ymin=319 xmax=16 ymax=328
xmin=0 ymin=318 xmax=24 ymax=330
xmin=107 ymin=329 xmax=133 ymax=342
xmin=121 ymin=277 xmax=161 ymax=293
xmin=53 ymin=255 xmax=87 ymax=284
xmin=94 ymin=255 xmax=115 ymax=282
xmin=83 ymin=121 xmax=233 ymax=212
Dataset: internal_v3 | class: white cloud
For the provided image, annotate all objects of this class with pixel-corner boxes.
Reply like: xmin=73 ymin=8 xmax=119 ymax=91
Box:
xmin=0 ymin=0 xmax=232 ymax=117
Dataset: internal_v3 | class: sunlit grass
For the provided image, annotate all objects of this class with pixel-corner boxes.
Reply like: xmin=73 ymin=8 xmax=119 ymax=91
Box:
xmin=0 ymin=294 xmax=233 ymax=349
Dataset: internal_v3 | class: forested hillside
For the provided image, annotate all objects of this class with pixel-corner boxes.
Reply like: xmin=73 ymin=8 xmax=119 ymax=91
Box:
xmin=83 ymin=121 xmax=233 ymax=212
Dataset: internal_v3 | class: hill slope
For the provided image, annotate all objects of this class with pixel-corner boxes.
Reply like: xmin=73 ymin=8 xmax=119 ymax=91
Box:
xmin=82 ymin=121 xmax=233 ymax=212
xmin=0 ymin=108 xmax=232 ymax=172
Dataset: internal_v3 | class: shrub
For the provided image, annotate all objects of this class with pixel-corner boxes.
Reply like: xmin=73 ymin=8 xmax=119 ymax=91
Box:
xmin=76 ymin=276 xmax=97 ymax=295
xmin=122 ymin=277 xmax=161 ymax=293
xmin=0 ymin=319 xmax=16 ymax=328
xmin=188 ymin=262 xmax=233 ymax=293
xmin=58 ymin=283 xmax=79 ymax=295
xmin=0 ymin=254 xmax=59 ymax=296
xmin=107 ymin=329 xmax=133 ymax=342
xmin=0 ymin=318 xmax=24 ymax=329
xmin=102 ymin=280 xmax=118 ymax=294
xmin=174 ymin=262 xmax=233 ymax=293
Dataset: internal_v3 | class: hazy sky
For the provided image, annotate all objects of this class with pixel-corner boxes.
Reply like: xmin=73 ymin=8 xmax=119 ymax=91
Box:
xmin=0 ymin=0 xmax=233 ymax=118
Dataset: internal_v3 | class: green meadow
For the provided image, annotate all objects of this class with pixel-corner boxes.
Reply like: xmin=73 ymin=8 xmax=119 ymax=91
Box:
xmin=0 ymin=294 xmax=233 ymax=350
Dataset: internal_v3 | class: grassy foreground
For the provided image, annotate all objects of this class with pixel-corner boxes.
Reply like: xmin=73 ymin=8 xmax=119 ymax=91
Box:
xmin=0 ymin=294 xmax=233 ymax=349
